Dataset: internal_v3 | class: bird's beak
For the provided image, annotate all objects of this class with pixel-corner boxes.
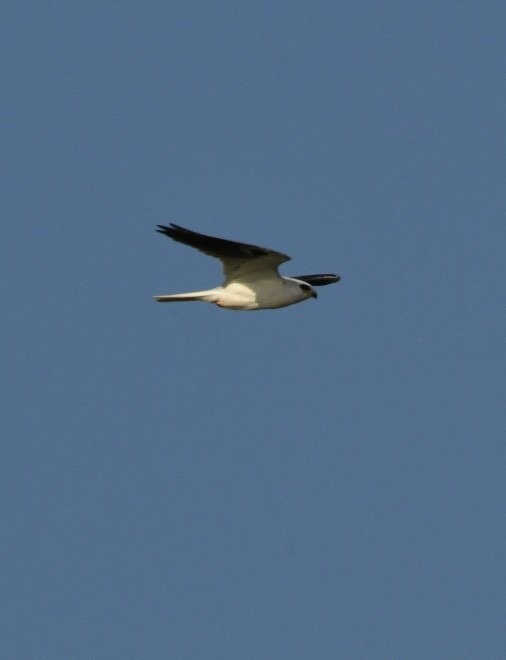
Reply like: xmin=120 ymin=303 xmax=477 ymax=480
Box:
xmin=311 ymin=290 xmax=318 ymax=299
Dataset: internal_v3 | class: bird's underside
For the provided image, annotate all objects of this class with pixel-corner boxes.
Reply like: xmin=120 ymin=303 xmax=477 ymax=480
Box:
xmin=154 ymin=224 xmax=340 ymax=310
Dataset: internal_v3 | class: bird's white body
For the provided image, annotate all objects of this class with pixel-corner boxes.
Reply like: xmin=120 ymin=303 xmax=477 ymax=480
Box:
xmin=155 ymin=277 xmax=315 ymax=310
xmin=154 ymin=224 xmax=339 ymax=311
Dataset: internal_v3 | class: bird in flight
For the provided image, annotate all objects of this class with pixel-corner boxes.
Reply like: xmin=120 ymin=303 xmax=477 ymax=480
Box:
xmin=154 ymin=224 xmax=340 ymax=311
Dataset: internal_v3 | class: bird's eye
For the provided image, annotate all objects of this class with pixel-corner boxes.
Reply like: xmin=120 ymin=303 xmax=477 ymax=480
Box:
xmin=299 ymin=283 xmax=311 ymax=292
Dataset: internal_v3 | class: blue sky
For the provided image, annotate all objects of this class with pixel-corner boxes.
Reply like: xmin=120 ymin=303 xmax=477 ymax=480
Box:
xmin=2 ymin=2 xmax=505 ymax=658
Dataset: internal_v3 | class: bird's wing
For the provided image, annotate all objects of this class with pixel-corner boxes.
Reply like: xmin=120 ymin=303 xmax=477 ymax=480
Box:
xmin=290 ymin=274 xmax=341 ymax=286
xmin=156 ymin=224 xmax=291 ymax=284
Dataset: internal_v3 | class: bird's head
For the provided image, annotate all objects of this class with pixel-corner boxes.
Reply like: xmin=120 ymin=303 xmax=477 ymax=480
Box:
xmin=290 ymin=279 xmax=317 ymax=300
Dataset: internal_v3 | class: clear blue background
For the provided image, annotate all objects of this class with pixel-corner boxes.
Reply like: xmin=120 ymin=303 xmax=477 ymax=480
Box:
xmin=2 ymin=2 xmax=504 ymax=658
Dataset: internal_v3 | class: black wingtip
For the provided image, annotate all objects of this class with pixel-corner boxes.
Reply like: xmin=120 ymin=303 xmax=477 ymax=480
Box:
xmin=156 ymin=223 xmax=190 ymax=236
xmin=156 ymin=224 xmax=182 ymax=237
xmin=292 ymin=273 xmax=341 ymax=286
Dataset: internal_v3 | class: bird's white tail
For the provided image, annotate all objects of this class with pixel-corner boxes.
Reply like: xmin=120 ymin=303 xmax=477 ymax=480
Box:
xmin=153 ymin=288 xmax=219 ymax=303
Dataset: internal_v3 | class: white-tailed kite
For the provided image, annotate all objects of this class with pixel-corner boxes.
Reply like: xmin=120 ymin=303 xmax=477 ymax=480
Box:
xmin=154 ymin=224 xmax=340 ymax=311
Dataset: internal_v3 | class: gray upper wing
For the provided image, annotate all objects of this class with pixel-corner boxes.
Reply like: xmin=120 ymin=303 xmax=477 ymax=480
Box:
xmin=156 ymin=224 xmax=291 ymax=283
